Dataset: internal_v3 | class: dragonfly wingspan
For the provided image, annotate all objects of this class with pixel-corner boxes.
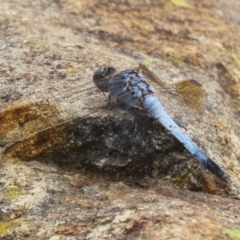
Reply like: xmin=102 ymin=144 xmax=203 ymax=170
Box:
xmin=1 ymin=63 xmax=230 ymax=184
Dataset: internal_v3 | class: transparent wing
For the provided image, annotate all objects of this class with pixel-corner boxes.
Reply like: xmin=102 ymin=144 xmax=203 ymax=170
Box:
xmin=0 ymin=79 xmax=112 ymax=148
xmin=136 ymin=64 xmax=208 ymax=124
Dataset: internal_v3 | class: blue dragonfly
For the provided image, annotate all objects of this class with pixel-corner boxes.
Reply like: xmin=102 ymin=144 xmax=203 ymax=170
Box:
xmin=0 ymin=63 xmax=230 ymax=184
xmin=92 ymin=64 xmax=231 ymax=184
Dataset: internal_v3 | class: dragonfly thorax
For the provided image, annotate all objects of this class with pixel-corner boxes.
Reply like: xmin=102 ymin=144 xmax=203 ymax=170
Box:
xmin=107 ymin=69 xmax=156 ymax=103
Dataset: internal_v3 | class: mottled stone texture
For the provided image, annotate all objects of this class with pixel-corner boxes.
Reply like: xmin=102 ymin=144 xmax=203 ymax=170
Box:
xmin=0 ymin=0 xmax=240 ymax=239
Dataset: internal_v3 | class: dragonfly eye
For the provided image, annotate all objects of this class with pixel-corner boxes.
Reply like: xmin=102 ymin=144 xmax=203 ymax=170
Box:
xmin=93 ymin=66 xmax=117 ymax=93
xmin=93 ymin=67 xmax=105 ymax=81
xmin=103 ymin=66 xmax=116 ymax=79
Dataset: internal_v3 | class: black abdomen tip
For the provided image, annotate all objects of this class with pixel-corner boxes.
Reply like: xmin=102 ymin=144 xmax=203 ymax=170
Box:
xmin=205 ymin=158 xmax=231 ymax=184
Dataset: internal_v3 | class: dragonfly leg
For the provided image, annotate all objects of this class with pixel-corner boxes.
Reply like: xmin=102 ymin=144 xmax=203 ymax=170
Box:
xmin=122 ymin=106 xmax=139 ymax=138
xmin=105 ymin=94 xmax=112 ymax=108
xmin=129 ymin=108 xmax=140 ymax=137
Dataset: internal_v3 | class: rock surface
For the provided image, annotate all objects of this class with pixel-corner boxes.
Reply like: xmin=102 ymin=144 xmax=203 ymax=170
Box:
xmin=0 ymin=0 xmax=240 ymax=239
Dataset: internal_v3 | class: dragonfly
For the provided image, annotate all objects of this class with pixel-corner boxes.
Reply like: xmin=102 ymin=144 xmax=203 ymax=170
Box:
xmin=0 ymin=64 xmax=230 ymax=184
xmin=92 ymin=64 xmax=231 ymax=184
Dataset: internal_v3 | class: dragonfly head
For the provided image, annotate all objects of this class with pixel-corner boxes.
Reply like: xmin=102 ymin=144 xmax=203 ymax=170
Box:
xmin=93 ymin=66 xmax=117 ymax=92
